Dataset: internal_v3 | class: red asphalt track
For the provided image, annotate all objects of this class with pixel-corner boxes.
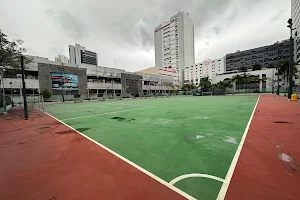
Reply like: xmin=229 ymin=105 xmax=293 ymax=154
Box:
xmin=0 ymin=108 xmax=185 ymax=200
xmin=0 ymin=95 xmax=299 ymax=200
xmin=226 ymin=95 xmax=300 ymax=200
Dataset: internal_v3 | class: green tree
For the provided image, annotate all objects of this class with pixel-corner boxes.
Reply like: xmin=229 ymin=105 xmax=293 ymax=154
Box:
xmin=252 ymin=63 xmax=262 ymax=71
xmin=40 ymin=89 xmax=52 ymax=100
xmin=239 ymin=66 xmax=248 ymax=72
xmin=181 ymin=83 xmax=192 ymax=91
xmin=198 ymin=76 xmax=212 ymax=91
xmin=232 ymin=73 xmax=252 ymax=90
xmin=0 ymin=29 xmax=32 ymax=72
xmin=278 ymin=59 xmax=298 ymax=90
xmin=215 ymin=80 xmax=232 ymax=89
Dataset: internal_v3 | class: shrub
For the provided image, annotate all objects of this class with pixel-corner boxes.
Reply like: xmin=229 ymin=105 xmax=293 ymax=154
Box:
xmin=40 ymin=89 xmax=52 ymax=99
xmin=135 ymin=94 xmax=139 ymax=97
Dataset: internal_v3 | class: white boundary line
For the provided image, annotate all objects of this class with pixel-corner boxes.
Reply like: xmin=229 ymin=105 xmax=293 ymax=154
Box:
xmin=216 ymin=95 xmax=260 ymax=200
xmin=62 ymin=106 xmax=156 ymax=121
xmin=169 ymin=173 xmax=225 ymax=185
xmin=43 ymin=111 xmax=197 ymax=200
xmin=47 ymin=107 xmax=110 ymax=114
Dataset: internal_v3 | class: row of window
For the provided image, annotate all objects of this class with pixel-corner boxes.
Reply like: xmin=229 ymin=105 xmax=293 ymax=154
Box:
xmin=227 ymin=54 xmax=289 ymax=63
xmin=226 ymin=45 xmax=289 ymax=59
xmin=163 ymin=33 xmax=179 ymax=39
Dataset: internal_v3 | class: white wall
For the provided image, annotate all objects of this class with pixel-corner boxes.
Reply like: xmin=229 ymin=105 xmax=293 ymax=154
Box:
xmin=212 ymin=68 xmax=276 ymax=91
xmin=184 ymin=57 xmax=225 ymax=85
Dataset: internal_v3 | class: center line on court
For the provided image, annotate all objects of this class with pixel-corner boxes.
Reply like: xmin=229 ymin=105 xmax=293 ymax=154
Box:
xmin=62 ymin=106 xmax=156 ymax=121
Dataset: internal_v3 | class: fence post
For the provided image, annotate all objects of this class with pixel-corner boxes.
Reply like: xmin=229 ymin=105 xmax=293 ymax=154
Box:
xmin=21 ymin=56 xmax=28 ymax=119
xmin=41 ymin=95 xmax=44 ymax=112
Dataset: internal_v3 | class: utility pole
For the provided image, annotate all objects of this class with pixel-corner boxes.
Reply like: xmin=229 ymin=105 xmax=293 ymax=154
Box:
xmin=0 ymin=71 xmax=6 ymax=113
xmin=61 ymin=66 xmax=65 ymax=102
xmin=287 ymin=18 xmax=295 ymax=99
xmin=21 ymin=56 xmax=28 ymax=119
xmin=276 ymin=43 xmax=280 ymax=95
xmin=10 ymin=82 xmax=13 ymax=104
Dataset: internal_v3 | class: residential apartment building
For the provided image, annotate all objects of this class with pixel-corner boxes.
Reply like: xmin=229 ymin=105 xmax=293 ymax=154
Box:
xmin=55 ymin=54 xmax=69 ymax=63
xmin=292 ymin=0 xmax=300 ymax=62
xmin=69 ymin=44 xmax=98 ymax=66
xmin=226 ymin=40 xmax=290 ymax=71
xmin=154 ymin=11 xmax=195 ymax=85
xmin=138 ymin=66 xmax=179 ymax=86
xmin=184 ymin=57 xmax=225 ymax=86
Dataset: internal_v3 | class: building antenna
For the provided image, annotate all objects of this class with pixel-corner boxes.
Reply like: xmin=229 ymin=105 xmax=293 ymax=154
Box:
xmin=115 ymin=61 xmax=116 ymax=69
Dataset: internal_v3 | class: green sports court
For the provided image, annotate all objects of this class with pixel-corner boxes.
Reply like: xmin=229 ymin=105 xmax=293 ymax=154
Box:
xmin=44 ymin=95 xmax=259 ymax=200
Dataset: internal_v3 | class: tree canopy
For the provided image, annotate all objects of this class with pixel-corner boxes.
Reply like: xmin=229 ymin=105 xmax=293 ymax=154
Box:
xmin=198 ymin=77 xmax=212 ymax=91
xmin=278 ymin=59 xmax=298 ymax=76
xmin=181 ymin=83 xmax=196 ymax=91
xmin=252 ymin=63 xmax=262 ymax=71
xmin=0 ymin=29 xmax=31 ymax=72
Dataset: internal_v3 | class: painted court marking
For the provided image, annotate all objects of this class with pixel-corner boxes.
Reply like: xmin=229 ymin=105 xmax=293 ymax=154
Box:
xmin=62 ymin=106 xmax=156 ymax=121
xmin=47 ymin=107 xmax=110 ymax=114
xmin=216 ymin=95 xmax=260 ymax=200
xmin=169 ymin=173 xmax=225 ymax=185
xmin=44 ymin=111 xmax=197 ymax=200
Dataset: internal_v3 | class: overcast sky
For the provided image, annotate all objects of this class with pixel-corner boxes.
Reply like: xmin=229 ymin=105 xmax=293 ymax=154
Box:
xmin=0 ymin=0 xmax=291 ymax=71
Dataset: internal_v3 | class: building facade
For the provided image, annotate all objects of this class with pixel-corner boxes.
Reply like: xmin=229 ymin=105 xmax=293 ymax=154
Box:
xmin=225 ymin=40 xmax=290 ymax=71
xmin=69 ymin=44 xmax=98 ymax=66
xmin=154 ymin=11 xmax=195 ymax=85
xmin=212 ymin=67 xmax=300 ymax=93
xmin=138 ymin=66 xmax=179 ymax=86
xmin=184 ymin=57 xmax=225 ymax=86
xmin=292 ymin=0 xmax=300 ymax=62
xmin=0 ymin=56 xmax=174 ymax=102
xmin=55 ymin=54 xmax=69 ymax=63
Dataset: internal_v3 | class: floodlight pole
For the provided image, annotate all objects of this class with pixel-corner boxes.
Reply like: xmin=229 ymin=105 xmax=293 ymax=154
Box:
xmin=21 ymin=55 xmax=28 ymax=119
xmin=287 ymin=18 xmax=295 ymax=99
xmin=1 ymin=71 xmax=6 ymax=113
xmin=276 ymin=44 xmax=280 ymax=95
xmin=61 ymin=65 xmax=65 ymax=102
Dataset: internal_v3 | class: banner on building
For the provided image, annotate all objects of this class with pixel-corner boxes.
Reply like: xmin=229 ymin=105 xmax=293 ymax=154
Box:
xmin=52 ymin=72 xmax=78 ymax=90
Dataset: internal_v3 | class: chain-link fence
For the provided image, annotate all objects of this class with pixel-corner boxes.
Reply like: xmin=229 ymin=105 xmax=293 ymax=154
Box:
xmin=0 ymin=94 xmax=12 ymax=108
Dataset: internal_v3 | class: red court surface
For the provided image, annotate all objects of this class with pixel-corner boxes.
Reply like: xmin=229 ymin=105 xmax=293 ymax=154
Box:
xmin=0 ymin=95 xmax=299 ymax=200
xmin=0 ymin=108 xmax=185 ymax=200
xmin=226 ymin=95 xmax=300 ymax=200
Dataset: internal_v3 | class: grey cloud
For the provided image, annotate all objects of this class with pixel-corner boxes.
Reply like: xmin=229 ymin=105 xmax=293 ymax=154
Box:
xmin=0 ymin=0 xmax=289 ymax=72
xmin=271 ymin=9 xmax=287 ymax=21
xmin=45 ymin=9 xmax=88 ymax=40
xmin=211 ymin=25 xmax=221 ymax=35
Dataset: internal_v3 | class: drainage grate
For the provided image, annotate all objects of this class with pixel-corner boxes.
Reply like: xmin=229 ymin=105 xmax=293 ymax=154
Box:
xmin=53 ymin=130 xmax=74 ymax=135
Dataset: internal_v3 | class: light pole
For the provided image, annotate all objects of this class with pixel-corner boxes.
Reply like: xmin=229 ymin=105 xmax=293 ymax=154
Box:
xmin=21 ymin=56 xmax=28 ymax=119
xmin=0 ymin=70 xmax=6 ymax=113
xmin=287 ymin=18 xmax=296 ymax=99
xmin=10 ymin=82 xmax=13 ymax=103
xmin=61 ymin=67 xmax=65 ymax=102
xmin=276 ymin=43 xmax=280 ymax=95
